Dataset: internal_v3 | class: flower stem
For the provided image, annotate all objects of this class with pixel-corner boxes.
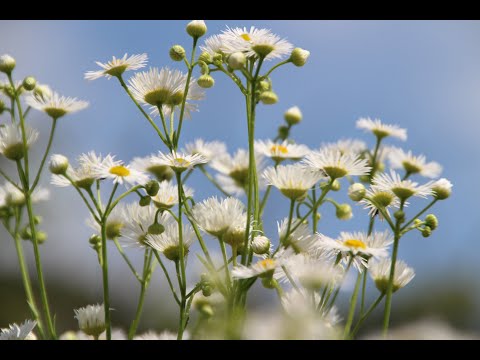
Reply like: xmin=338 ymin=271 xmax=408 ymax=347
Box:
xmin=175 ymin=172 xmax=187 ymax=340
xmin=198 ymin=165 xmax=231 ymax=197
xmin=344 ymin=271 xmax=363 ymax=339
xmin=351 ymin=293 xmax=385 ymax=337
xmin=30 ymin=118 xmax=57 ymax=192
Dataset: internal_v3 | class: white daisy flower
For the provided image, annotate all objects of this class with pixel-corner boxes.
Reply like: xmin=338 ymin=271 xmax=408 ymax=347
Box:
xmin=356 ymin=117 xmax=407 ymax=141
xmin=200 ymin=34 xmax=225 ymax=56
xmin=191 ymin=196 xmax=246 ymax=238
xmin=120 ymin=202 xmax=172 ymax=248
xmin=232 ymin=258 xmax=283 ymax=279
xmin=87 ymin=203 xmax=125 ymax=239
xmin=183 ymin=138 xmax=227 ymax=163
xmin=150 ymin=151 xmax=207 ymax=173
xmin=151 ymin=180 xmax=194 ymax=209
xmin=277 ymin=217 xmax=316 ymax=252
xmin=74 ymin=304 xmax=106 ymax=338
xmin=130 ymin=155 xmax=174 ymax=182
xmin=263 ymin=164 xmax=323 ymax=200
xmin=370 ymin=258 xmax=415 ymax=293
xmin=128 ymin=67 xmax=204 ymax=118
xmin=255 ymin=139 xmax=310 ymax=163
xmin=320 ymin=138 xmax=367 ymax=157
xmin=221 ymin=26 xmax=294 ymax=60
xmin=431 ymin=178 xmax=452 ymax=200
xmin=134 ymin=330 xmax=189 ymax=340
xmin=372 ymin=170 xmax=433 ymax=201
xmin=3 ymin=182 xmax=49 ymax=207
xmin=0 ymin=124 xmax=38 ymax=161
xmin=317 ymin=231 xmax=391 ymax=266
xmin=388 ymin=147 xmax=442 ymax=178
xmin=0 ymin=320 xmax=37 ymax=340
xmin=84 ymin=53 xmax=148 ymax=80
xmin=276 ymin=253 xmax=343 ymax=290
xmin=360 ymin=186 xmax=401 ymax=217
xmin=93 ymin=154 xmax=149 ymax=186
xmin=51 ymin=151 xmax=105 ymax=189
xmin=26 ymin=91 xmax=88 ymax=119
xmin=145 ymin=222 xmax=196 ymax=261
xmin=302 ymin=148 xmax=371 ymax=180
xmin=211 ymin=149 xmax=266 ymax=196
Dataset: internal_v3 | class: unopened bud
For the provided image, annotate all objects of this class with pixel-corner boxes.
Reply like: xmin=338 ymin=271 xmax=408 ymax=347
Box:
xmin=144 ymin=180 xmax=160 ymax=196
xmin=251 ymin=236 xmax=271 ymax=255
xmin=197 ymin=74 xmax=215 ymax=88
xmin=425 ymin=214 xmax=438 ymax=230
xmin=139 ymin=196 xmax=151 ymax=207
xmin=22 ymin=76 xmax=36 ymax=91
xmin=169 ymin=45 xmax=186 ymax=61
xmin=284 ymin=106 xmax=302 ymax=125
xmin=186 ymin=20 xmax=207 ymax=38
xmin=148 ymin=223 xmax=165 ymax=235
xmin=259 ymin=91 xmax=278 ymax=105
xmin=198 ymin=51 xmax=212 ymax=64
xmin=348 ymin=183 xmax=366 ymax=201
xmin=422 ymin=226 xmax=432 ymax=238
xmin=290 ymin=48 xmax=310 ymax=67
xmin=336 ymin=204 xmax=352 ymax=220
xmin=0 ymin=54 xmax=16 ymax=74
xmin=227 ymin=52 xmax=246 ymax=70
xmin=331 ymin=179 xmax=341 ymax=191
xmin=49 ymin=154 xmax=69 ymax=175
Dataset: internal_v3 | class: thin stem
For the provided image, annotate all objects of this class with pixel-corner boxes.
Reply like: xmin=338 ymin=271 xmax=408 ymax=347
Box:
xmin=0 ymin=168 xmax=22 ymax=190
xmin=281 ymin=265 xmax=300 ymax=292
xmin=344 ymin=271 xmax=363 ymax=339
xmin=259 ymin=185 xmax=272 ymax=216
xmin=284 ymin=199 xmax=296 ymax=246
xmin=400 ymin=199 xmax=438 ymax=232
xmin=113 ymin=238 xmax=142 ymax=282
xmin=369 ymin=137 xmax=382 ymax=180
xmin=100 ymin=221 xmax=112 ymax=340
xmin=198 ymin=165 xmax=231 ymax=197
xmin=153 ymin=250 xmax=180 ymax=305
xmin=175 ymin=172 xmax=187 ymax=340
xmin=64 ymin=175 xmax=101 ymax=223
xmin=158 ymin=106 xmax=172 ymax=148
xmin=30 ymin=119 xmax=57 ymax=192
xmin=360 ymin=268 xmax=368 ymax=317
xmin=218 ymin=238 xmax=232 ymax=289
xmin=128 ymin=249 xmax=151 ymax=340
xmin=261 ymin=59 xmax=290 ymax=79
xmin=117 ymin=75 xmax=169 ymax=147
xmin=107 ymin=185 xmax=142 ymax=215
xmin=351 ymin=293 xmax=385 ymax=337
xmin=311 ymin=187 xmax=318 ymax=233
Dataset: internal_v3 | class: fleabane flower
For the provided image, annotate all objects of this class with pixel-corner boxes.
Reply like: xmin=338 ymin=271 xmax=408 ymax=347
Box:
xmin=356 ymin=117 xmax=407 ymax=141
xmin=51 ymin=151 xmax=106 ymax=189
xmin=183 ymin=138 xmax=227 ymax=163
xmin=255 ymin=139 xmax=310 ymax=163
xmin=388 ymin=147 xmax=442 ymax=178
xmin=360 ymin=186 xmax=401 ymax=217
xmin=221 ymin=26 xmax=293 ymax=60
xmin=0 ymin=320 xmax=37 ymax=340
xmin=74 ymin=304 xmax=106 ymax=338
xmin=134 ymin=330 xmax=188 ymax=340
xmin=150 ymin=151 xmax=207 ymax=173
xmin=130 ymin=155 xmax=174 ymax=182
xmin=145 ymin=223 xmax=196 ymax=261
xmin=372 ymin=170 xmax=433 ymax=201
xmin=200 ymin=35 xmax=225 ymax=56
xmin=0 ymin=124 xmax=38 ymax=161
xmin=84 ymin=53 xmax=148 ymax=80
xmin=151 ymin=180 xmax=194 ymax=209
xmin=277 ymin=217 xmax=316 ymax=252
xmin=320 ymin=139 xmax=367 ymax=157
xmin=93 ymin=154 xmax=148 ymax=186
xmin=26 ymin=91 xmax=88 ymax=119
xmin=302 ymin=148 xmax=371 ymax=180
xmin=211 ymin=149 xmax=266 ymax=195
xmin=191 ymin=196 xmax=246 ymax=238
xmin=3 ymin=182 xmax=49 ymax=207
xmin=370 ymin=259 xmax=415 ymax=293
xmin=263 ymin=164 xmax=323 ymax=200
xmin=431 ymin=178 xmax=452 ymax=200
xmin=232 ymin=258 xmax=283 ymax=279
xmin=87 ymin=203 xmax=126 ymax=239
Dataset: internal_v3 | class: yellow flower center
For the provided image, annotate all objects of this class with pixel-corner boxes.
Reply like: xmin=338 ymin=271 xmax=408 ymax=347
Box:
xmin=343 ymin=239 xmax=367 ymax=249
xmin=109 ymin=165 xmax=130 ymax=177
xmin=270 ymin=145 xmax=289 ymax=154
xmin=241 ymin=33 xmax=252 ymax=41
xmin=258 ymin=258 xmax=275 ymax=269
xmin=174 ymin=158 xmax=190 ymax=167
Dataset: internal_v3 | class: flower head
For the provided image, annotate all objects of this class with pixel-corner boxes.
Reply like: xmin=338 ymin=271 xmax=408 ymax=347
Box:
xmin=302 ymin=148 xmax=371 ymax=180
xmin=370 ymin=259 xmax=415 ymax=293
xmin=129 ymin=154 xmax=174 ymax=182
xmin=356 ymin=117 xmax=407 ymax=141
xmin=388 ymin=147 xmax=442 ymax=178
xmin=320 ymin=139 xmax=367 ymax=157
xmin=431 ymin=178 xmax=452 ymax=200
xmin=51 ymin=151 xmax=106 ymax=189
xmin=85 ymin=53 xmax=148 ymax=80
xmin=0 ymin=124 xmax=38 ymax=161
xmin=26 ymin=91 xmax=88 ymax=119
xmin=372 ymin=170 xmax=433 ymax=201
xmin=3 ymin=182 xmax=49 ymax=207
xmin=74 ymin=304 xmax=105 ymax=338
xmin=150 ymin=151 xmax=207 ymax=173
xmin=255 ymin=140 xmax=310 ymax=163
xmin=232 ymin=258 xmax=282 ymax=279
xmin=145 ymin=223 xmax=196 ymax=261
xmin=152 ymin=180 xmax=194 ymax=209
xmin=93 ymin=154 xmax=149 ymax=186
xmin=183 ymin=139 xmax=227 ymax=163
xmin=0 ymin=320 xmax=36 ymax=340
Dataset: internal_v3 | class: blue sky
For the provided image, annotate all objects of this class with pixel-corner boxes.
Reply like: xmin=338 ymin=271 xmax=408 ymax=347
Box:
xmin=1 ymin=20 xmax=480 ymax=318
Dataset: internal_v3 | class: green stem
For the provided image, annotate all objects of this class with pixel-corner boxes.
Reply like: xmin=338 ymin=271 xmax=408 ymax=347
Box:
xmin=311 ymin=187 xmax=318 ymax=233
xmin=198 ymin=165 xmax=231 ymax=197
xmin=158 ymin=106 xmax=172 ymax=148
xmin=30 ymin=118 xmax=57 ymax=192
xmin=218 ymin=238 xmax=231 ymax=289
xmin=351 ymin=293 xmax=385 ymax=337
xmin=400 ymin=199 xmax=438 ymax=232
xmin=284 ymin=199 xmax=296 ymax=246
xmin=175 ymin=172 xmax=187 ymax=340
xmin=113 ymin=238 xmax=142 ymax=282
xmin=153 ymin=250 xmax=181 ymax=305
xmin=344 ymin=271 xmax=363 ymax=339
xmin=281 ymin=265 xmax=300 ymax=292
xmin=259 ymin=185 xmax=272 ymax=216
xmin=369 ymin=137 xmax=382 ymax=180
xmin=128 ymin=250 xmax=151 ymax=339
xmin=100 ymin=221 xmax=112 ymax=340
xmin=261 ymin=59 xmax=290 ymax=79
xmin=0 ymin=168 xmax=22 ymax=190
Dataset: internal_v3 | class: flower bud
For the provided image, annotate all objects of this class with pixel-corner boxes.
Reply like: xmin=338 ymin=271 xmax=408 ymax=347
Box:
xmin=422 ymin=226 xmax=432 ymax=238
xmin=259 ymin=91 xmax=278 ymax=105
xmin=251 ymin=236 xmax=271 ymax=255
xmin=212 ymin=53 xmax=223 ymax=66
xmin=227 ymin=52 xmax=246 ymax=70
xmin=290 ymin=48 xmax=310 ymax=67
xmin=198 ymin=51 xmax=212 ymax=64
xmin=197 ymin=74 xmax=215 ymax=88
xmin=22 ymin=76 xmax=36 ymax=91
xmin=431 ymin=178 xmax=452 ymax=200
xmin=169 ymin=45 xmax=186 ymax=61
xmin=36 ymin=231 xmax=47 ymax=244
xmin=259 ymin=80 xmax=271 ymax=92
xmin=34 ymin=215 xmax=42 ymax=225
xmin=148 ymin=223 xmax=165 ymax=235
xmin=49 ymin=154 xmax=69 ymax=175
xmin=413 ymin=219 xmax=423 ymax=227
xmin=331 ymin=179 xmax=341 ymax=191
xmin=284 ymin=106 xmax=302 ymax=125
xmin=186 ymin=20 xmax=207 ymax=38
xmin=0 ymin=54 xmax=16 ymax=74
xmin=33 ymin=84 xmax=52 ymax=100
xmin=89 ymin=234 xmax=102 ymax=246
xmin=336 ymin=204 xmax=352 ymax=220
xmin=348 ymin=183 xmax=366 ymax=201
xmin=261 ymin=277 xmax=277 ymax=289
xmin=425 ymin=214 xmax=438 ymax=230
xmin=144 ymin=180 xmax=160 ymax=196
xmin=202 ymin=285 xmax=212 ymax=297
xmin=139 ymin=196 xmax=151 ymax=207
xmin=277 ymin=125 xmax=289 ymax=140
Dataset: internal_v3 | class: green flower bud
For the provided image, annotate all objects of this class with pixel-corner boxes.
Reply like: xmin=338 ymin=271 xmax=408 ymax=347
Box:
xmin=316 ymin=212 xmax=322 ymax=222
xmin=348 ymin=183 xmax=366 ymax=201
xmin=277 ymin=125 xmax=290 ymax=140
xmin=259 ymin=91 xmax=278 ymax=105
xmin=284 ymin=106 xmax=302 ymax=125
xmin=21 ymin=227 xmax=32 ymax=240
xmin=198 ymin=51 xmax=212 ymax=64
xmin=290 ymin=48 xmax=310 ymax=67
xmin=169 ymin=45 xmax=186 ymax=61
xmin=227 ymin=52 xmax=246 ymax=70
xmin=202 ymin=285 xmax=212 ymax=297
xmin=413 ymin=219 xmax=423 ymax=227
xmin=212 ymin=53 xmax=223 ymax=66
xmin=432 ymin=179 xmax=452 ymax=200
xmin=106 ymin=220 xmax=123 ymax=239
xmin=336 ymin=204 xmax=352 ymax=220
xmin=148 ymin=223 xmax=165 ymax=235
xmin=22 ymin=76 xmax=36 ymax=91
xmin=144 ymin=180 xmax=160 ymax=196
xmin=259 ymin=80 xmax=271 ymax=92
xmin=331 ymin=179 xmax=341 ymax=191
xmin=36 ymin=231 xmax=47 ymax=244
xmin=89 ymin=234 xmax=102 ymax=246
xmin=197 ymin=74 xmax=215 ymax=88
xmin=0 ymin=54 xmax=16 ymax=74
xmin=251 ymin=236 xmax=271 ymax=255
xmin=422 ymin=226 xmax=432 ymax=238
xmin=34 ymin=215 xmax=42 ymax=225
xmin=425 ymin=214 xmax=438 ymax=230
xmin=139 ymin=196 xmax=151 ymax=207
xmin=186 ymin=20 xmax=207 ymax=38
xmin=359 ymin=175 xmax=371 ymax=183
xmin=49 ymin=154 xmax=69 ymax=175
